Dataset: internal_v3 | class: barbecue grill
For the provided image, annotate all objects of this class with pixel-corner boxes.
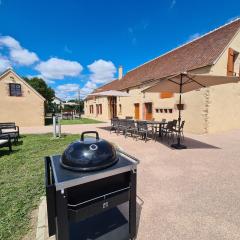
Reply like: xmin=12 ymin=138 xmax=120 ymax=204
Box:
xmin=45 ymin=131 xmax=139 ymax=240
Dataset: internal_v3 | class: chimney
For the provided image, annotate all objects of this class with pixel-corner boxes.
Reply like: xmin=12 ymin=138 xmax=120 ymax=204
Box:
xmin=118 ymin=66 xmax=123 ymax=80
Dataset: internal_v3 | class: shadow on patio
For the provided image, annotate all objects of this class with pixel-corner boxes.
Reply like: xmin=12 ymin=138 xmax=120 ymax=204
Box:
xmin=97 ymin=126 xmax=220 ymax=150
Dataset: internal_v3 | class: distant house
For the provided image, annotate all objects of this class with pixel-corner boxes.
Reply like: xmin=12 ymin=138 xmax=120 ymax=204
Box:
xmin=0 ymin=68 xmax=45 ymax=126
xmin=53 ymin=96 xmax=64 ymax=106
xmin=52 ymin=96 xmax=64 ymax=112
xmin=84 ymin=19 xmax=240 ymax=134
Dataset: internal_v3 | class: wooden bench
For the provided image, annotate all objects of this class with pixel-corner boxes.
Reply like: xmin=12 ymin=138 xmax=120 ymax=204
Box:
xmin=0 ymin=122 xmax=20 ymax=142
xmin=0 ymin=134 xmax=12 ymax=152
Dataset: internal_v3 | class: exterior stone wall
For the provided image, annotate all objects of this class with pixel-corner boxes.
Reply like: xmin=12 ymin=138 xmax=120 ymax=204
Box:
xmin=0 ymin=70 xmax=45 ymax=126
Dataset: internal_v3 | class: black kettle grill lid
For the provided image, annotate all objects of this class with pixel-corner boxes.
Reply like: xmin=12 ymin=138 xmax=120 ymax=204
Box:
xmin=60 ymin=131 xmax=118 ymax=171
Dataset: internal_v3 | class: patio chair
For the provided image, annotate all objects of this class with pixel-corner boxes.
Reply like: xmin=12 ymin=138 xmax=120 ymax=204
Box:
xmin=161 ymin=121 xmax=175 ymax=144
xmin=136 ymin=121 xmax=154 ymax=142
xmin=172 ymin=119 xmax=178 ymax=130
xmin=117 ymin=119 xmax=129 ymax=135
xmin=110 ymin=118 xmax=119 ymax=133
xmin=0 ymin=122 xmax=19 ymax=142
xmin=172 ymin=120 xmax=185 ymax=141
xmin=0 ymin=133 xmax=12 ymax=153
xmin=153 ymin=119 xmax=167 ymax=141
xmin=125 ymin=120 xmax=138 ymax=139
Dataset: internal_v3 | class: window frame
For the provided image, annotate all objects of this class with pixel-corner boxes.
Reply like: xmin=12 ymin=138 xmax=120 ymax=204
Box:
xmin=9 ymin=83 xmax=22 ymax=97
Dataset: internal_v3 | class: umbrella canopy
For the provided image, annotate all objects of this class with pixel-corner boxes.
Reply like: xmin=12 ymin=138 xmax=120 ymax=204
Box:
xmin=143 ymin=73 xmax=239 ymax=149
xmin=143 ymin=73 xmax=239 ymax=93
xmin=89 ymin=90 xmax=130 ymax=97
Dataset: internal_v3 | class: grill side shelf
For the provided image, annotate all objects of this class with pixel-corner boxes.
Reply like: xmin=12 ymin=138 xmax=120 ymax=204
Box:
xmin=44 ymin=156 xmax=56 ymax=236
xmin=116 ymin=149 xmax=140 ymax=165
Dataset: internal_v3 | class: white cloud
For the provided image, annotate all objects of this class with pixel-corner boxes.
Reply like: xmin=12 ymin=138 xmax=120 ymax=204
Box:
xmin=170 ymin=0 xmax=176 ymax=8
xmin=0 ymin=36 xmax=20 ymax=49
xmin=81 ymin=81 xmax=97 ymax=95
xmin=0 ymin=56 xmax=11 ymax=72
xmin=56 ymin=83 xmax=79 ymax=92
xmin=78 ymin=59 xmax=116 ymax=96
xmin=87 ymin=59 xmax=116 ymax=84
xmin=35 ymin=57 xmax=83 ymax=80
xmin=10 ymin=48 xmax=39 ymax=65
xmin=26 ymin=74 xmax=55 ymax=84
xmin=0 ymin=36 xmax=39 ymax=65
xmin=55 ymin=83 xmax=80 ymax=100
xmin=187 ymin=33 xmax=201 ymax=42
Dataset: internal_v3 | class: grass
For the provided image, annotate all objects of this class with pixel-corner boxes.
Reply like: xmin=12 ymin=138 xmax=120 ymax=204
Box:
xmin=60 ymin=118 xmax=104 ymax=125
xmin=0 ymin=134 xmax=80 ymax=240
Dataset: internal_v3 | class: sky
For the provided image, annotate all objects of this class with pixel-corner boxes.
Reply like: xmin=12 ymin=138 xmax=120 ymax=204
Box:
xmin=0 ymin=0 xmax=239 ymax=100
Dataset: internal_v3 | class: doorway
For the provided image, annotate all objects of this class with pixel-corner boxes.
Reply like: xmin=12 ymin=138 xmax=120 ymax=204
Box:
xmin=134 ymin=103 xmax=140 ymax=120
xmin=144 ymin=102 xmax=152 ymax=120
xmin=108 ymin=97 xmax=117 ymax=119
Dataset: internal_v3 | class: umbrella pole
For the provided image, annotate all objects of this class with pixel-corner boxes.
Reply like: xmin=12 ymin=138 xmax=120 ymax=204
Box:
xmin=171 ymin=73 xmax=187 ymax=149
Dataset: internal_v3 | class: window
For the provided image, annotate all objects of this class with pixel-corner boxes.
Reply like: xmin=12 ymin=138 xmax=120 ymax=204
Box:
xmin=227 ymin=48 xmax=239 ymax=76
xmin=9 ymin=83 xmax=22 ymax=96
xmin=160 ymin=92 xmax=174 ymax=99
xmin=96 ymin=104 xmax=102 ymax=115
xmin=89 ymin=105 xmax=94 ymax=114
xmin=119 ymin=104 xmax=122 ymax=114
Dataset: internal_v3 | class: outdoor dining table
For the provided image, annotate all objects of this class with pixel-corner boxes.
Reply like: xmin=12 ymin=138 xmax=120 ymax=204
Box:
xmin=146 ymin=121 xmax=167 ymax=137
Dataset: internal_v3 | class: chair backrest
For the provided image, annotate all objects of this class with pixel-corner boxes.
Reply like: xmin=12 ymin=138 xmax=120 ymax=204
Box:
xmin=127 ymin=120 xmax=135 ymax=128
xmin=172 ymin=119 xmax=178 ymax=128
xmin=118 ymin=119 xmax=126 ymax=126
xmin=111 ymin=118 xmax=119 ymax=126
xmin=0 ymin=122 xmax=16 ymax=129
xmin=180 ymin=120 xmax=185 ymax=129
xmin=137 ymin=121 xmax=147 ymax=130
xmin=166 ymin=121 xmax=174 ymax=130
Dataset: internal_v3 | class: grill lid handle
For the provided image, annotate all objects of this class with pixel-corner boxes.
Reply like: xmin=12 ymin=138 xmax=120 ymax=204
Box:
xmin=81 ymin=131 xmax=100 ymax=141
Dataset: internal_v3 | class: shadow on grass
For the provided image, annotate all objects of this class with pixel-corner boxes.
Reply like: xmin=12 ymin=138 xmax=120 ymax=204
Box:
xmin=14 ymin=140 xmax=23 ymax=146
xmin=0 ymin=149 xmax=20 ymax=157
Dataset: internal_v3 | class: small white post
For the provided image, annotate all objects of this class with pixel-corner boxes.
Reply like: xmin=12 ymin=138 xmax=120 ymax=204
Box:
xmin=58 ymin=117 xmax=61 ymax=138
xmin=53 ymin=116 xmax=56 ymax=138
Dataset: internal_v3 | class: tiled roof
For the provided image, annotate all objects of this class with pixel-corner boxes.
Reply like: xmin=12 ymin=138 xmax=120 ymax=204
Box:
xmin=93 ymin=19 xmax=240 ymax=93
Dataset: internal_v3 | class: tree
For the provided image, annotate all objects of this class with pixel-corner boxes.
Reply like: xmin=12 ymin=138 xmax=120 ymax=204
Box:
xmin=23 ymin=77 xmax=55 ymax=113
xmin=63 ymin=99 xmax=84 ymax=113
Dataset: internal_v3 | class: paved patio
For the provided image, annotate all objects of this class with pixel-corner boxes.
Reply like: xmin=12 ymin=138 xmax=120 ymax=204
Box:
xmin=25 ymin=123 xmax=240 ymax=240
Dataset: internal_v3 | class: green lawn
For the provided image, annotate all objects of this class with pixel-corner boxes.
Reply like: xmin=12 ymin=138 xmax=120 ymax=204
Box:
xmin=60 ymin=118 xmax=104 ymax=125
xmin=0 ymin=134 xmax=80 ymax=240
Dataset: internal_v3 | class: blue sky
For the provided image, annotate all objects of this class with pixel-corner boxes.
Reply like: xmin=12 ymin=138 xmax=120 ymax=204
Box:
xmin=0 ymin=0 xmax=239 ymax=99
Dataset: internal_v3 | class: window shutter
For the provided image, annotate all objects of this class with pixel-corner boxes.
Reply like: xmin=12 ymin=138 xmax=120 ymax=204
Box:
xmin=160 ymin=92 xmax=174 ymax=99
xmin=227 ymin=48 xmax=234 ymax=76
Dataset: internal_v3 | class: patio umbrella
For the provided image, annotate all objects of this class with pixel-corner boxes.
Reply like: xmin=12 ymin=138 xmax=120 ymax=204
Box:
xmin=143 ymin=72 xmax=239 ymax=149
xmin=89 ymin=90 xmax=130 ymax=97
